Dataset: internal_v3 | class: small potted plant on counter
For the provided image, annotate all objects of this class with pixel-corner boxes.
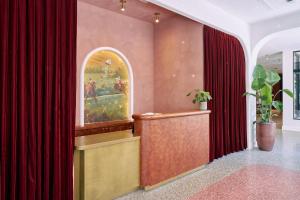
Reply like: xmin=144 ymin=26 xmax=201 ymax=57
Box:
xmin=187 ymin=89 xmax=212 ymax=110
xmin=244 ymin=64 xmax=294 ymax=151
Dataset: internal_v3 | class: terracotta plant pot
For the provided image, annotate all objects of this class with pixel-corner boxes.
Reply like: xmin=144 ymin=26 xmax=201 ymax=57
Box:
xmin=199 ymin=102 xmax=207 ymax=110
xmin=256 ymin=122 xmax=276 ymax=151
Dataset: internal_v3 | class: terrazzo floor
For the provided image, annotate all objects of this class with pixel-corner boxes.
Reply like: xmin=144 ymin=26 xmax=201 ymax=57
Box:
xmin=117 ymin=130 xmax=300 ymax=200
xmin=189 ymin=165 xmax=300 ymax=200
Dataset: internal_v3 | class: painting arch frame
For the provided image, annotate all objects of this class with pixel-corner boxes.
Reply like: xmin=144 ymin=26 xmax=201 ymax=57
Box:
xmin=79 ymin=47 xmax=134 ymax=126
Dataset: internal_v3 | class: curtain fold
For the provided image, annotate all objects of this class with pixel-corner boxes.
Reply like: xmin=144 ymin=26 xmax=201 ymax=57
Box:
xmin=203 ymin=26 xmax=247 ymax=161
xmin=0 ymin=0 xmax=77 ymax=199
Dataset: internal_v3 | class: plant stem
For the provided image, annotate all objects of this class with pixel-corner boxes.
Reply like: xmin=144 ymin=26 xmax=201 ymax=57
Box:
xmin=272 ymin=90 xmax=282 ymax=101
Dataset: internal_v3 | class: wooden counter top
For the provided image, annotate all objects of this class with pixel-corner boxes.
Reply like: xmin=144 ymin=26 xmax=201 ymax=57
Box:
xmin=132 ymin=110 xmax=211 ymax=120
xmin=75 ymin=120 xmax=134 ymax=137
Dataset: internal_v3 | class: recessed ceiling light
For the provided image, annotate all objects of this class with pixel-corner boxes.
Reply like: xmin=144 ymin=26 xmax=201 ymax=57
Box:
xmin=120 ymin=0 xmax=126 ymax=12
xmin=154 ymin=13 xmax=160 ymax=23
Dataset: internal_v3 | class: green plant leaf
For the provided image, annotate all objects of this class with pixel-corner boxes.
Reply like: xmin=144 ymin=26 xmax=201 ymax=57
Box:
xmin=282 ymin=89 xmax=294 ymax=98
xmin=253 ymin=64 xmax=267 ymax=80
xmin=272 ymin=101 xmax=283 ymax=112
xmin=266 ymin=70 xmax=281 ymax=86
xmin=260 ymin=84 xmax=272 ymax=105
xmin=261 ymin=112 xmax=270 ymax=123
xmin=259 ymin=104 xmax=271 ymax=123
xmin=251 ymin=78 xmax=265 ymax=90
xmin=188 ymin=89 xmax=212 ymax=104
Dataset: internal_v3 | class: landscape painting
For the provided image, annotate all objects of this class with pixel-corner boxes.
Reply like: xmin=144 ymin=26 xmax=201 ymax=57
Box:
xmin=84 ymin=50 xmax=129 ymax=123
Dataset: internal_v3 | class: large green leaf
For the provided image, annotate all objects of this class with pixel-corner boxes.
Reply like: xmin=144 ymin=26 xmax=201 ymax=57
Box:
xmin=251 ymin=78 xmax=265 ymax=90
xmin=266 ymin=70 xmax=281 ymax=86
xmin=283 ymin=89 xmax=294 ymax=98
xmin=260 ymin=84 xmax=272 ymax=105
xmin=253 ymin=64 xmax=267 ymax=80
xmin=272 ymin=101 xmax=283 ymax=112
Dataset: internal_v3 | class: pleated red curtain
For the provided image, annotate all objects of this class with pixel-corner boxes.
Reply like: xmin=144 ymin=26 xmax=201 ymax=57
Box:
xmin=0 ymin=0 xmax=76 ymax=199
xmin=203 ymin=26 xmax=247 ymax=161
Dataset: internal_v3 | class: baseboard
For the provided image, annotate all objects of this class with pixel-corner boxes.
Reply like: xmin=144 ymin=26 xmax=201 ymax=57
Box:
xmin=282 ymin=126 xmax=300 ymax=132
xmin=142 ymin=165 xmax=207 ymax=191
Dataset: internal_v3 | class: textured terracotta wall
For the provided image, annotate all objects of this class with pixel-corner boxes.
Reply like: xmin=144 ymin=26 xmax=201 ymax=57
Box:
xmin=154 ymin=16 xmax=204 ymax=113
xmin=76 ymin=1 xmax=154 ymax=125
xmin=133 ymin=111 xmax=210 ymax=187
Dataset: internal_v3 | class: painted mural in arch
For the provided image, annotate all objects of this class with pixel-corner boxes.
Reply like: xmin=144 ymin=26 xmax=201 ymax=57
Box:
xmin=84 ymin=50 xmax=129 ymax=123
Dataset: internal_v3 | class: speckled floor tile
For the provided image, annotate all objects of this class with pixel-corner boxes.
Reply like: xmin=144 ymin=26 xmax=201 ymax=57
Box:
xmin=189 ymin=165 xmax=300 ymax=200
xmin=116 ymin=130 xmax=300 ymax=200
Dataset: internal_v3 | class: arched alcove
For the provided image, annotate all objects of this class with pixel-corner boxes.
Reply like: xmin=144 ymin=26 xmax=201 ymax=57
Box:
xmin=252 ymin=27 xmax=300 ymax=132
xmin=79 ymin=47 xmax=134 ymax=126
xmin=252 ymin=27 xmax=300 ymax=65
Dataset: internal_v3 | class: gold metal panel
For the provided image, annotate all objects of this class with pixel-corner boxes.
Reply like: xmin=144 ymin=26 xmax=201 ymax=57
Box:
xmin=75 ymin=130 xmax=133 ymax=150
xmin=74 ymin=131 xmax=140 ymax=200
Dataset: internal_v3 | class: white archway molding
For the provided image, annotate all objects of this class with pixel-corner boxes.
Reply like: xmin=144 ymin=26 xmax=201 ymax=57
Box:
xmin=246 ymin=27 xmax=300 ymax=147
xmin=252 ymin=27 xmax=300 ymax=65
xmin=250 ymin=11 xmax=300 ymax=48
xmin=79 ymin=47 xmax=134 ymax=126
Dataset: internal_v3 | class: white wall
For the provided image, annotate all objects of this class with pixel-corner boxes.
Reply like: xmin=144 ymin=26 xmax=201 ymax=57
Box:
xmin=282 ymin=49 xmax=300 ymax=132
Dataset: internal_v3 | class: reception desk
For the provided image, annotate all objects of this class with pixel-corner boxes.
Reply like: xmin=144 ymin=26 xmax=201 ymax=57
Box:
xmin=133 ymin=111 xmax=210 ymax=189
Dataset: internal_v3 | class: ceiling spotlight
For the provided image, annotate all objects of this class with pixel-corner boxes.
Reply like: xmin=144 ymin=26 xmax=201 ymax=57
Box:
xmin=120 ymin=0 xmax=127 ymax=12
xmin=154 ymin=13 xmax=160 ymax=23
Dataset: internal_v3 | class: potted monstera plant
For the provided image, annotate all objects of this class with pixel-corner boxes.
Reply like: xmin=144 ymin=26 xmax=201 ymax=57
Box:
xmin=187 ymin=89 xmax=212 ymax=110
xmin=244 ymin=65 xmax=293 ymax=151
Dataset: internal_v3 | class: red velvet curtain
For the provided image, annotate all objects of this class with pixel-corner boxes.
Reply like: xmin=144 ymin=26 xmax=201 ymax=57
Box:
xmin=203 ymin=26 xmax=247 ymax=161
xmin=0 ymin=0 xmax=76 ymax=199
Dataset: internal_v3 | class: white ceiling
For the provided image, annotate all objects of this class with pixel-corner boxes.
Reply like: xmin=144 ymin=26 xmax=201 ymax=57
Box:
xmin=206 ymin=0 xmax=300 ymax=23
xmin=257 ymin=30 xmax=300 ymax=73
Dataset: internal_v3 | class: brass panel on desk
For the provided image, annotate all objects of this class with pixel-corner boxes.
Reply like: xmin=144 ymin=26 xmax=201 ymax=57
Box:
xmin=74 ymin=130 xmax=140 ymax=200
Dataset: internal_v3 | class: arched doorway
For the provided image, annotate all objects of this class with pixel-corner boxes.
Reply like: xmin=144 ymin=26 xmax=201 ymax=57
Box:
xmin=252 ymin=27 xmax=300 ymax=133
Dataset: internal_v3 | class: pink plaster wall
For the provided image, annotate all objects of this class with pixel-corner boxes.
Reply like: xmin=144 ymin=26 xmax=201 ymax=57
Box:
xmin=154 ymin=16 xmax=204 ymax=112
xmin=76 ymin=1 xmax=155 ymax=125
xmin=77 ymin=2 xmax=204 ymax=124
